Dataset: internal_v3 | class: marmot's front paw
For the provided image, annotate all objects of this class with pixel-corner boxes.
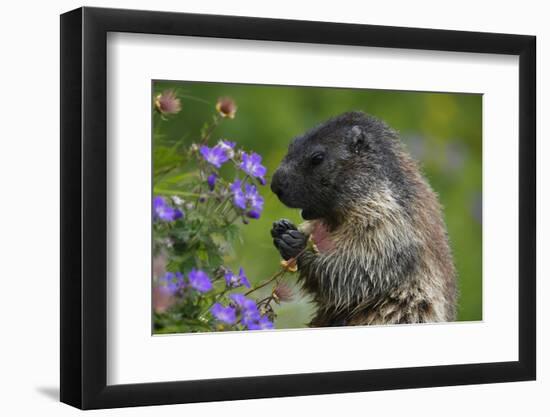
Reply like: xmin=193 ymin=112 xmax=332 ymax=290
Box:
xmin=271 ymin=219 xmax=307 ymax=260
xmin=271 ymin=219 xmax=297 ymax=237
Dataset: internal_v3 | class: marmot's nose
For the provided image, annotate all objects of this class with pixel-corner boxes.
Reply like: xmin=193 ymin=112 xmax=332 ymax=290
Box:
xmin=271 ymin=169 xmax=288 ymax=198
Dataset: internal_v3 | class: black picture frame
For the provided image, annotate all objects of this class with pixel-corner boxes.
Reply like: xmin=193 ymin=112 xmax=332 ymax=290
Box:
xmin=60 ymin=6 xmax=536 ymax=410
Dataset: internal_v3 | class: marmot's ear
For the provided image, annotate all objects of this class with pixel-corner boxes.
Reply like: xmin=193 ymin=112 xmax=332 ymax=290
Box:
xmin=348 ymin=125 xmax=366 ymax=154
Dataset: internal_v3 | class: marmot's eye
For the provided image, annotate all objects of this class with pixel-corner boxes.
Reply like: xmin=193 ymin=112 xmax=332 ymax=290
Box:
xmin=310 ymin=152 xmax=325 ymax=166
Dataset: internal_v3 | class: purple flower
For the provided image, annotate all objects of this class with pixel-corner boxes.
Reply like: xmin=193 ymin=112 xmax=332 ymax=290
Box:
xmin=200 ymin=145 xmax=229 ymax=168
xmin=241 ymin=311 xmax=263 ymax=329
xmin=240 ymin=152 xmax=267 ymax=183
xmin=229 ymin=294 xmax=263 ymax=328
xmin=246 ymin=315 xmax=274 ymax=330
xmin=224 ymin=267 xmax=251 ymax=288
xmin=230 ymin=293 xmax=257 ymax=311
xmin=153 ymin=196 xmax=183 ymax=222
xmin=217 ymin=140 xmax=236 ymax=159
xmin=244 ymin=184 xmax=264 ymax=217
xmin=207 ymin=173 xmax=218 ymax=191
xmin=229 ymin=293 xmax=246 ymax=306
xmin=229 ymin=180 xmax=264 ymax=219
xmin=199 ymin=140 xmax=236 ymax=169
xmin=157 ymin=271 xmax=185 ymax=295
xmin=230 ymin=179 xmax=247 ymax=209
xmin=188 ymin=268 xmax=213 ymax=293
xmin=210 ymin=303 xmax=237 ymax=324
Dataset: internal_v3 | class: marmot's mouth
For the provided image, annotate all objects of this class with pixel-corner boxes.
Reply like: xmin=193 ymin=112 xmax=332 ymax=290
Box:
xmin=309 ymin=220 xmax=335 ymax=253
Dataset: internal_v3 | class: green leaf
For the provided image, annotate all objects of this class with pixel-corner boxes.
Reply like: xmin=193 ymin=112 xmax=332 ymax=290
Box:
xmin=221 ymin=224 xmax=240 ymax=243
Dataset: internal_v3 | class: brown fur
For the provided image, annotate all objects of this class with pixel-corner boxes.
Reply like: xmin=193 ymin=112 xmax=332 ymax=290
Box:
xmin=297 ymin=141 xmax=457 ymax=326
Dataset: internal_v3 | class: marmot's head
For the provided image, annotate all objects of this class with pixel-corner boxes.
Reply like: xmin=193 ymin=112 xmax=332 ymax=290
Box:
xmin=271 ymin=111 xmax=413 ymax=226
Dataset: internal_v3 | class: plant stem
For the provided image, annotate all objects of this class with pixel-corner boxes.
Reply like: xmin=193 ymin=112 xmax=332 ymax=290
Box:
xmin=200 ymin=115 xmax=221 ymax=146
xmin=213 ymin=192 xmax=233 ymax=215
xmin=245 ymin=270 xmax=286 ymax=296
xmin=177 ymin=94 xmax=212 ymax=105
xmin=199 ymin=288 xmax=229 ymax=319
xmin=245 ymin=245 xmax=308 ymax=297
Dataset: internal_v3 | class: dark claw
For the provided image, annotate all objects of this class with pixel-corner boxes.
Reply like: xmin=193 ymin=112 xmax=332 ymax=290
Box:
xmin=287 ymin=230 xmax=303 ymax=239
xmin=272 ymin=220 xmax=307 ymax=260
xmin=273 ymin=238 xmax=295 ymax=260
xmin=278 ymin=219 xmax=296 ymax=229
xmin=280 ymin=233 xmax=302 ymax=246
xmin=271 ymin=218 xmax=297 ymax=238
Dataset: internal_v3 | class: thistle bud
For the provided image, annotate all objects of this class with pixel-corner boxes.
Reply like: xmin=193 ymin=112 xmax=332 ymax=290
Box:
xmin=273 ymin=282 xmax=294 ymax=303
xmin=154 ymin=90 xmax=181 ymax=115
xmin=216 ymin=96 xmax=237 ymax=119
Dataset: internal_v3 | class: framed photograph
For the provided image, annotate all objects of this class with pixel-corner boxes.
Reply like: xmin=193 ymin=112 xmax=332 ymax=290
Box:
xmin=60 ymin=6 xmax=536 ymax=409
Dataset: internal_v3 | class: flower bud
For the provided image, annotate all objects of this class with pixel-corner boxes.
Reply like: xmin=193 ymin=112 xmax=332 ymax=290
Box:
xmin=171 ymin=196 xmax=185 ymax=206
xmin=215 ymin=96 xmax=237 ymax=119
xmin=207 ymin=173 xmax=218 ymax=191
xmin=280 ymin=258 xmax=298 ymax=273
xmin=154 ymin=90 xmax=181 ymax=115
xmin=273 ymin=282 xmax=294 ymax=303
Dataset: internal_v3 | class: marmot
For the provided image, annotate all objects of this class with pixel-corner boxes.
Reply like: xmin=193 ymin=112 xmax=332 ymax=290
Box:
xmin=270 ymin=111 xmax=457 ymax=326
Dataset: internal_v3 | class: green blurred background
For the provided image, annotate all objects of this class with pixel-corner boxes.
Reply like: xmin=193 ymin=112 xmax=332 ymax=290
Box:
xmin=153 ymin=80 xmax=482 ymax=326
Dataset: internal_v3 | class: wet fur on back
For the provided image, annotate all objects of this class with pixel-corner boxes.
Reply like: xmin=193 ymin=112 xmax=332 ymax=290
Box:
xmin=270 ymin=111 xmax=457 ymax=326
